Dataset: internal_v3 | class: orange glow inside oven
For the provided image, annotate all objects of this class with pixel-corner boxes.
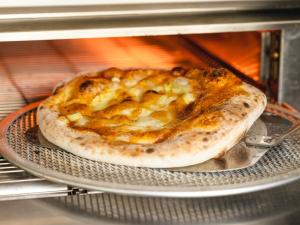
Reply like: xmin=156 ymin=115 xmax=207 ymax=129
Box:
xmin=50 ymin=32 xmax=260 ymax=80
xmin=188 ymin=32 xmax=261 ymax=81
xmin=0 ymin=32 xmax=261 ymax=105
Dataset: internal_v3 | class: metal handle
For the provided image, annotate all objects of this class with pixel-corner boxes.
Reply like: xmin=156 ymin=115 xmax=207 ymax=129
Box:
xmin=245 ymin=124 xmax=300 ymax=148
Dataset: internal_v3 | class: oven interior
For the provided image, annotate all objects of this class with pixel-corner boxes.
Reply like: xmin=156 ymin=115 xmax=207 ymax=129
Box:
xmin=1 ymin=30 xmax=293 ymax=118
xmin=0 ymin=31 xmax=265 ymax=119
xmin=0 ymin=30 xmax=296 ymax=192
xmin=0 ymin=30 xmax=299 ymax=224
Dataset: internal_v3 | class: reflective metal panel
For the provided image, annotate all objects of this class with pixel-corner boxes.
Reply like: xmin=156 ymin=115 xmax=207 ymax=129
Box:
xmin=0 ymin=10 xmax=300 ymax=41
xmin=279 ymin=26 xmax=300 ymax=111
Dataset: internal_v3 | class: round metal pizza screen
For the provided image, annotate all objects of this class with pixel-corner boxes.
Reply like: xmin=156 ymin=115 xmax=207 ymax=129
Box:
xmin=1 ymin=103 xmax=300 ymax=197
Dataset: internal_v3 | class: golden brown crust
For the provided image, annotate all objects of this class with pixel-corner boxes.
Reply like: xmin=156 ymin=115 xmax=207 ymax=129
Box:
xmin=38 ymin=67 xmax=267 ymax=168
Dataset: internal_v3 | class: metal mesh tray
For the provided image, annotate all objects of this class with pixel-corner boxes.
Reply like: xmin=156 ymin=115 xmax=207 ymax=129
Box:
xmin=0 ymin=102 xmax=299 ymax=198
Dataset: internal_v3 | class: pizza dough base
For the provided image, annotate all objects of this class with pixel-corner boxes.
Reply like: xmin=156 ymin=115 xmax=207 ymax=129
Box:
xmin=38 ymin=82 xmax=266 ymax=168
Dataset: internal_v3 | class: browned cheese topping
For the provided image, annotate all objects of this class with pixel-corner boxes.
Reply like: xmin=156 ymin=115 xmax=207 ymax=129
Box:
xmin=45 ymin=67 xmax=248 ymax=144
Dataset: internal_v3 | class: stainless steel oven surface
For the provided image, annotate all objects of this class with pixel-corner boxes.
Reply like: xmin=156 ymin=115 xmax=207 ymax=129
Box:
xmin=0 ymin=1 xmax=300 ymax=225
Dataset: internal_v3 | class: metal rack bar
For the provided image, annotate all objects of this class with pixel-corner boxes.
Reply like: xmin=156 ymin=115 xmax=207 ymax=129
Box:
xmin=0 ymin=156 xmax=70 ymax=201
xmin=0 ymin=9 xmax=300 ymax=41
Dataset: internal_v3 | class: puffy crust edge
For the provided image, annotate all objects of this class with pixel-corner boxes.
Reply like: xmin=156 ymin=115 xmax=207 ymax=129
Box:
xmin=37 ymin=82 xmax=267 ymax=168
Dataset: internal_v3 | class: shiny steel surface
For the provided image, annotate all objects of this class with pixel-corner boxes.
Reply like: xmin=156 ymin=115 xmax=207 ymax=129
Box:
xmin=0 ymin=180 xmax=299 ymax=225
xmin=0 ymin=10 xmax=300 ymax=41
xmin=0 ymin=102 xmax=299 ymax=197
xmin=1 ymin=0 xmax=300 ymax=7
xmin=0 ymin=156 xmax=71 ymax=201
xmin=245 ymin=124 xmax=300 ymax=147
xmin=0 ymin=1 xmax=300 ymax=20
xmin=279 ymin=27 xmax=300 ymax=111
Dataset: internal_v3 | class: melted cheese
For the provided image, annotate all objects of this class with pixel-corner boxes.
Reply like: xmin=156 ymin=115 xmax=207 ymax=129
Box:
xmin=67 ymin=112 xmax=82 ymax=121
xmin=127 ymin=117 xmax=165 ymax=131
xmin=182 ymin=93 xmax=195 ymax=104
xmin=48 ymin=67 xmax=246 ymax=144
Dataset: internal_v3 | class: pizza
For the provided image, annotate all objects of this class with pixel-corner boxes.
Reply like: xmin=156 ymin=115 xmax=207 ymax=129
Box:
xmin=37 ymin=67 xmax=267 ymax=168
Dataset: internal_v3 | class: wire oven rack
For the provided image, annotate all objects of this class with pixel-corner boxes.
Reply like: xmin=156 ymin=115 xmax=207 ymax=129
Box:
xmin=0 ymin=106 xmax=300 ymax=224
xmin=0 ymin=156 xmax=98 ymax=200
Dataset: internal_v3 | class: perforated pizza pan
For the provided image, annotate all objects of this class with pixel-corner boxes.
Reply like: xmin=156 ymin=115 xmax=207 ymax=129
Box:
xmin=0 ymin=101 xmax=300 ymax=198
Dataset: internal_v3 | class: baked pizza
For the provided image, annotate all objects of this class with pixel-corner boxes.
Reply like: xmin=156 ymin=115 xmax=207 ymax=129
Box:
xmin=38 ymin=67 xmax=266 ymax=168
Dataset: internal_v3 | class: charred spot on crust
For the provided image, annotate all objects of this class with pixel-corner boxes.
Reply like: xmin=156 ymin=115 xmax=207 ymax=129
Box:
xmin=75 ymin=137 xmax=84 ymax=140
xmin=79 ymin=80 xmax=93 ymax=91
xmin=177 ymin=102 xmax=194 ymax=120
xmin=146 ymin=148 xmax=155 ymax=154
xmin=211 ymin=68 xmax=226 ymax=78
xmin=241 ymin=112 xmax=246 ymax=117
xmin=202 ymin=70 xmax=209 ymax=77
xmin=243 ymin=102 xmax=250 ymax=108
xmin=202 ymin=137 xmax=208 ymax=142
xmin=39 ymin=106 xmax=44 ymax=110
xmin=172 ymin=67 xmax=186 ymax=76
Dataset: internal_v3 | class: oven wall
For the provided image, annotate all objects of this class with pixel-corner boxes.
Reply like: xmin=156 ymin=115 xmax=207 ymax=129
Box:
xmin=0 ymin=35 xmax=232 ymax=119
xmin=187 ymin=32 xmax=261 ymax=81
xmin=0 ymin=32 xmax=298 ymax=118
xmin=280 ymin=26 xmax=300 ymax=111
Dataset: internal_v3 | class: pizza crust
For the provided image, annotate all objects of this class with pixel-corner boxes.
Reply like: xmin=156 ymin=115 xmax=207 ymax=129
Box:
xmin=38 ymin=81 xmax=266 ymax=168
